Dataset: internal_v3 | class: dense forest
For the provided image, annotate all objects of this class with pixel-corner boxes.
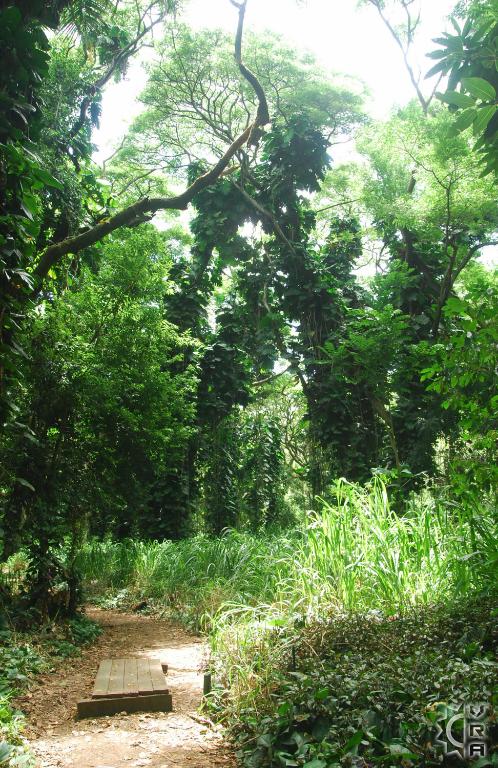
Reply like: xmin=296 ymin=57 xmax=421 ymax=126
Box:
xmin=0 ymin=0 xmax=497 ymax=766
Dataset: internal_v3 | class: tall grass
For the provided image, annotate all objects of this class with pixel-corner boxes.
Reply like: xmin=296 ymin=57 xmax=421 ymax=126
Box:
xmin=79 ymin=478 xmax=496 ymax=621
xmin=78 ymin=479 xmax=497 ymax=720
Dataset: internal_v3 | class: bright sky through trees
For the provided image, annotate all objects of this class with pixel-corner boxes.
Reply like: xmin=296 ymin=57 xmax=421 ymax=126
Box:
xmin=94 ymin=0 xmax=455 ymax=163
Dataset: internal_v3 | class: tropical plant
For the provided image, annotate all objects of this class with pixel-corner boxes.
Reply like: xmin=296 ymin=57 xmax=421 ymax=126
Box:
xmin=430 ymin=0 xmax=498 ymax=174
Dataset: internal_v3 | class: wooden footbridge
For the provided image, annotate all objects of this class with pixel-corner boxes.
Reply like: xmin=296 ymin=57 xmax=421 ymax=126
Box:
xmin=77 ymin=658 xmax=172 ymax=717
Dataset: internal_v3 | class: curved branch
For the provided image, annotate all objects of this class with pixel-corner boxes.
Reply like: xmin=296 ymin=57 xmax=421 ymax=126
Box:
xmin=232 ymin=180 xmax=298 ymax=258
xmin=35 ymin=125 xmax=252 ymax=280
xmin=367 ymin=0 xmax=429 ymax=114
xmin=34 ymin=0 xmax=270 ymax=284
xmin=231 ymin=0 xmax=270 ymax=134
xmin=431 ymin=239 xmax=498 ymax=338
xmin=453 ymin=239 xmax=498 ymax=282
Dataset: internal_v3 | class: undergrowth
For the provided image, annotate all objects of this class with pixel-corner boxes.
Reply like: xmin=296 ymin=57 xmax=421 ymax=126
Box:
xmin=213 ymin=600 xmax=497 ymax=767
xmin=77 ymin=479 xmax=498 ymax=767
xmin=0 ymin=615 xmax=101 ymax=767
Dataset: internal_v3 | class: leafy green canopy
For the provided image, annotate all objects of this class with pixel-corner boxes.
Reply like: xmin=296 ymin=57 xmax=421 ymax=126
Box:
xmin=0 ymin=0 xmax=179 ymax=427
xmin=117 ymin=26 xmax=364 ymax=179
xmin=422 ymin=265 xmax=498 ymax=494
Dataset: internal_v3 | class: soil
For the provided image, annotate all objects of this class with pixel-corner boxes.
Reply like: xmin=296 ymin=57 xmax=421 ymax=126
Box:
xmin=15 ymin=609 xmax=236 ymax=768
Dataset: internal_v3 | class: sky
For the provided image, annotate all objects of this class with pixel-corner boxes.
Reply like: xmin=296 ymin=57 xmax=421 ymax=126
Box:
xmin=93 ymin=0 xmax=455 ymax=163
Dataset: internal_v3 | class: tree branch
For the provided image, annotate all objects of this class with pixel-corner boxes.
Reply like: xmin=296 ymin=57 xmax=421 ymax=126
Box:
xmin=231 ymin=181 xmax=298 ymax=257
xmin=452 ymin=239 xmax=498 ymax=283
xmin=431 ymin=239 xmax=498 ymax=337
xmin=70 ymin=4 xmax=166 ymax=140
xmin=254 ymin=364 xmax=292 ymax=386
xmin=34 ymin=0 xmax=269 ymax=284
xmin=231 ymin=0 xmax=269 ymax=141
xmin=367 ymin=0 xmax=430 ymax=113
xmin=315 ymin=198 xmax=361 ymax=214
xmin=35 ymin=125 xmax=252 ymax=280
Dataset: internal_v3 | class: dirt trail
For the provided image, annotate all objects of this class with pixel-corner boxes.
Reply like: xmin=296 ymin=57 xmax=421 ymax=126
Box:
xmin=17 ymin=609 xmax=235 ymax=768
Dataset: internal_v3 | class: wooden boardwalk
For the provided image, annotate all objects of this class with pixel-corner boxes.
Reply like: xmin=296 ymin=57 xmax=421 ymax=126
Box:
xmin=77 ymin=658 xmax=172 ymax=717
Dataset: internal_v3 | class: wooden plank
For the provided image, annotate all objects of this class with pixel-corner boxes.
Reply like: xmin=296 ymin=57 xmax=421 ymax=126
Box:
xmin=106 ymin=659 xmax=126 ymax=698
xmin=149 ymin=659 xmax=169 ymax=694
xmin=92 ymin=659 xmax=112 ymax=698
xmin=91 ymin=658 xmax=169 ymax=700
xmin=123 ymin=658 xmax=139 ymax=697
xmin=137 ymin=658 xmax=153 ymax=695
xmin=77 ymin=691 xmax=172 ymax=719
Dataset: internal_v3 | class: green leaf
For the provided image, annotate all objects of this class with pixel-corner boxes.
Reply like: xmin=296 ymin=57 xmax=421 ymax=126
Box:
xmin=449 ymin=108 xmax=478 ymax=135
xmin=256 ymin=733 xmax=273 ymax=748
xmin=16 ymin=477 xmax=35 ymax=492
xmin=277 ymin=701 xmax=292 ymax=716
xmin=461 ymin=77 xmax=496 ymax=101
xmin=312 ymin=716 xmax=332 ymax=740
xmin=343 ymin=730 xmax=364 ymax=754
xmin=427 ymin=49 xmax=447 ymax=60
xmin=450 ymin=16 xmax=461 ymax=36
xmin=1 ymin=6 xmax=22 ymax=30
xmin=20 ymin=192 xmax=38 ymax=221
xmin=425 ymin=60 xmax=450 ymax=79
xmin=474 ymin=105 xmax=498 ymax=135
xmin=438 ymin=90 xmax=475 ymax=108
xmin=34 ymin=168 xmax=64 ymax=190
xmin=303 ymin=761 xmax=326 ymax=768
xmin=445 ymin=297 xmax=468 ymax=315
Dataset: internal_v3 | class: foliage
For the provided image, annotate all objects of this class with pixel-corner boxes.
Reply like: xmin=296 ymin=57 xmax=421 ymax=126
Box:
xmin=0 ymin=3 xmax=53 ymax=425
xmin=0 ymin=0 xmax=497 ymax=664
xmin=229 ymin=600 xmax=497 ymax=768
xmin=78 ymin=480 xmax=497 ymax=768
xmin=0 ymin=613 xmax=101 ymax=767
xmin=431 ymin=1 xmax=498 ymax=175
xmin=120 ymin=26 xmax=364 ymax=178
xmin=79 ymin=479 xmax=498 ymax=627
xmin=0 ymin=644 xmax=43 ymax=697
xmin=238 ymin=409 xmax=289 ymax=531
xmin=350 ymin=102 xmax=498 ymax=481
xmin=421 ymin=266 xmax=498 ymax=494
xmin=1 ymin=223 xmax=199 ymax=610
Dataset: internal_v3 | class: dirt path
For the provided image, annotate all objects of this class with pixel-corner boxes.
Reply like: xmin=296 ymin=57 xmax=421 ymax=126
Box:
xmin=17 ymin=609 xmax=235 ymax=768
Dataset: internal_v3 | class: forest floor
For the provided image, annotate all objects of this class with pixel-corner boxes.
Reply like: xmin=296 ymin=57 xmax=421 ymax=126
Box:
xmin=15 ymin=608 xmax=235 ymax=768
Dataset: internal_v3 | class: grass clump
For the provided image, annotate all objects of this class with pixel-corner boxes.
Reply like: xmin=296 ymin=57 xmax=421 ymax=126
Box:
xmin=80 ymin=479 xmax=497 ymax=623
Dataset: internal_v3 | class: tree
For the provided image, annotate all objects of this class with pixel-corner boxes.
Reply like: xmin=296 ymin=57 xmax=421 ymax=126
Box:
xmin=31 ymin=1 xmax=272 ymax=279
xmin=363 ymin=0 xmax=441 ymax=114
xmin=118 ymin=25 xmax=363 ymax=176
xmin=0 ymin=0 xmax=270 ymax=431
xmin=1 ymin=224 xmax=199 ymax=610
